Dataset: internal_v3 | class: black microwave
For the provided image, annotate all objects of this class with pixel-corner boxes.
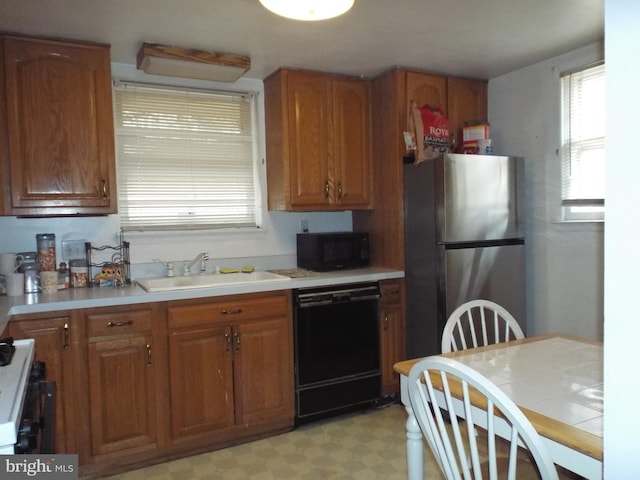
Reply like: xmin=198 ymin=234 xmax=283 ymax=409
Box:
xmin=297 ymin=232 xmax=370 ymax=271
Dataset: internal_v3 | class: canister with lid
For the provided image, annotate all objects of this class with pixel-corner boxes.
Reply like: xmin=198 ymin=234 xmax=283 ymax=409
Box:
xmin=70 ymin=259 xmax=89 ymax=288
xmin=36 ymin=234 xmax=57 ymax=271
xmin=17 ymin=251 xmax=37 ymax=268
xmin=23 ymin=263 xmax=41 ymax=293
xmin=58 ymin=262 xmax=70 ymax=290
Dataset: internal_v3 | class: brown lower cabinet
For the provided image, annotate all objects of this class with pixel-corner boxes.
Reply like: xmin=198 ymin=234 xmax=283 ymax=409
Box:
xmin=167 ymin=290 xmax=294 ymax=446
xmin=379 ymin=279 xmax=406 ymax=396
xmin=7 ymin=290 xmax=294 ymax=479
xmin=8 ymin=312 xmax=79 ymax=456
xmin=85 ymin=306 xmax=162 ymax=460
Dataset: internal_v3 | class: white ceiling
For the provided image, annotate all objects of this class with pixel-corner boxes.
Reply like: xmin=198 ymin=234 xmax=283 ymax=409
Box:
xmin=0 ymin=0 xmax=603 ymax=81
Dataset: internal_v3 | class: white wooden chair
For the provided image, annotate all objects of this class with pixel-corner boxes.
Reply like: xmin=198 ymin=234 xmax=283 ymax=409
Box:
xmin=407 ymin=356 xmax=560 ymax=480
xmin=441 ymin=300 xmax=524 ymax=354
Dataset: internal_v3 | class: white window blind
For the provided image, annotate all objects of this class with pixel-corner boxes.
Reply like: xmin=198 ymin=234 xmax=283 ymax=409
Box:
xmin=114 ymin=82 xmax=259 ymax=231
xmin=560 ymin=63 xmax=605 ymax=221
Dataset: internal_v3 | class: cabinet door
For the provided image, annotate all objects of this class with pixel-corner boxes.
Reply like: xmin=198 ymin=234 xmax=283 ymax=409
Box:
xmin=168 ymin=326 xmax=235 ymax=440
xmin=9 ymin=316 xmax=73 ymax=453
xmin=332 ymin=79 xmax=372 ymax=208
xmin=87 ymin=335 xmax=157 ymax=457
xmin=379 ymin=280 xmax=405 ymax=396
xmin=447 ymin=76 xmax=488 ymax=151
xmin=3 ymin=36 xmax=116 ymax=215
xmin=233 ymin=317 xmax=294 ymax=425
xmin=286 ymin=71 xmax=331 ymax=207
xmin=406 ymin=71 xmax=447 ymax=111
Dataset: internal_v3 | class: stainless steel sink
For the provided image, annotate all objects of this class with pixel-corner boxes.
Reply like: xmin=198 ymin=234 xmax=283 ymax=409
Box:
xmin=136 ymin=271 xmax=291 ymax=292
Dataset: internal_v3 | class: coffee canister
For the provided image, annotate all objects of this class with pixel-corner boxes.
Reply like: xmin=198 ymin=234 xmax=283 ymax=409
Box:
xmin=36 ymin=234 xmax=57 ymax=271
xmin=70 ymin=259 xmax=89 ymax=288
xmin=17 ymin=251 xmax=37 ymax=271
xmin=23 ymin=263 xmax=41 ymax=293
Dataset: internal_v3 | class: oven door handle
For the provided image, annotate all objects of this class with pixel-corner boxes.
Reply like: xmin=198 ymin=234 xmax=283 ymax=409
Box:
xmin=38 ymin=380 xmax=57 ymax=454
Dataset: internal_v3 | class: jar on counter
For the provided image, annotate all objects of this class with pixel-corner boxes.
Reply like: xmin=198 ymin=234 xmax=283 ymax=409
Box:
xmin=58 ymin=262 xmax=70 ymax=290
xmin=17 ymin=251 xmax=37 ymax=271
xmin=70 ymin=259 xmax=88 ymax=288
xmin=36 ymin=234 xmax=57 ymax=271
xmin=23 ymin=263 xmax=41 ymax=293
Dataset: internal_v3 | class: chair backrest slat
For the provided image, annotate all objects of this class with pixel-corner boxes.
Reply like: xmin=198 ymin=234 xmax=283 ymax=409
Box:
xmin=408 ymin=356 xmax=560 ymax=480
xmin=441 ymin=300 xmax=524 ymax=354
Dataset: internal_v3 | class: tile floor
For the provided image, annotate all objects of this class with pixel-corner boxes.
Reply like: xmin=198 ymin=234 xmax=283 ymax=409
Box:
xmin=103 ymin=403 xmax=443 ymax=480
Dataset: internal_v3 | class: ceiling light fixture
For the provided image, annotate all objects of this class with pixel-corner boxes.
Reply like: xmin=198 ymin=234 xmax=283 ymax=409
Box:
xmin=259 ymin=0 xmax=354 ymax=21
xmin=137 ymin=43 xmax=251 ymax=82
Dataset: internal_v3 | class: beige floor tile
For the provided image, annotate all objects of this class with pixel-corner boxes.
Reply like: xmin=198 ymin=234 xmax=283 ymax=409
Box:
xmin=103 ymin=404 xmax=443 ymax=480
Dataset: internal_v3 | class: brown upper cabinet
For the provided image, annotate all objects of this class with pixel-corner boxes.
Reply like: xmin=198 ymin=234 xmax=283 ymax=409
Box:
xmin=447 ymin=76 xmax=488 ymax=151
xmin=352 ymin=68 xmax=487 ymax=270
xmin=0 ymin=35 xmax=117 ymax=216
xmin=265 ymin=68 xmax=372 ymax=211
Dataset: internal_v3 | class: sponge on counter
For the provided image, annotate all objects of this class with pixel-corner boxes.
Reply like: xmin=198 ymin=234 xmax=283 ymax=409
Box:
xmin=219 ymin=268 xmax=240 ymax=274
xmin=218 ymin=266 xmax=254 ymax=274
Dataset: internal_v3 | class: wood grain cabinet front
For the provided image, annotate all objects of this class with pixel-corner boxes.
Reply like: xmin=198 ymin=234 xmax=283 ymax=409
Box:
xmin=353 ymin=68 xmax=487 ymax=270
xmin=446 ymin=76 xmax=488 ymax=151
xmin=379 ymin=279 xmax=406 ymax=396
xmin=84 ymin=306 xmax=161 ymax=460
xmin=8 ymin=313 xmax=78 ymax=455
xmin=0 ymin=34 xmax=117 ymax=215
xmin=265 ymin=68 xmax=372 ymax=211
xmin=166 ymin=291 xmax=294 ymax=445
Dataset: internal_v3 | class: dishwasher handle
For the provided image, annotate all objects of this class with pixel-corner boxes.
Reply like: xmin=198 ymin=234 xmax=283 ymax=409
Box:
xmin=297 ymin=293 xmax=380 ymax=308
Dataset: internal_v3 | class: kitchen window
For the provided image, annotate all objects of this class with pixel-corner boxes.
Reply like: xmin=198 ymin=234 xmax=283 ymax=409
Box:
xmin=560 ymin=62 xmax=605 ymax=221
xmin=114 ymin=81 xmax=260 ymax=231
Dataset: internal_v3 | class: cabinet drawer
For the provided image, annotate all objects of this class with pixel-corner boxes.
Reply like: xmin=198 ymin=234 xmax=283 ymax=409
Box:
xmin=87 ymin=309 xmax=152 ymax=337
xmin=168 ymin=292 xmax=289 ymax=329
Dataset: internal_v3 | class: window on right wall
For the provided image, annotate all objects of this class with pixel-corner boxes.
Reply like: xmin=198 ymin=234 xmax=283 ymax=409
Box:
xmin=560 ymin=62 xmax=606 ymax=221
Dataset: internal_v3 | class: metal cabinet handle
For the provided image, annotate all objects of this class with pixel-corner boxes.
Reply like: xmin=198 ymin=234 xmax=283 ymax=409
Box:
xmin=107 ymin=320 xmax=134 ymax=327
xmin=225 ymin=331 xmax=232 ymax=352
xmin=146 ymin=344 xmax=152 ymax=366
xmin=337 ymin=183 xmax=343 ymax=200
xmin=324 ymin=181 xmax=330 ymax=199
xmin=63 ymin=322 xmax=70 ymax=349
xmin=384 ymin=313 xmax=389 ymax=330
xmin=221 ymin=308 xmax=243 ymax=315
xmin=234 ymin=332 xmax=241 ymax=352
xmin=100 ymin=179 xmax=108 ymax=198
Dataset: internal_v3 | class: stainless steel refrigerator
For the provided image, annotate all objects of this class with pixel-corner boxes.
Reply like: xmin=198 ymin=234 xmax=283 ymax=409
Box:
xmin=404 ymin=153 xmax=525 ymax=358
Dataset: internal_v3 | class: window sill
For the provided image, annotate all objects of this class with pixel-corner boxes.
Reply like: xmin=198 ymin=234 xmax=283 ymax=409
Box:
xmin=551 ymin=219 xmax=604 ymax=232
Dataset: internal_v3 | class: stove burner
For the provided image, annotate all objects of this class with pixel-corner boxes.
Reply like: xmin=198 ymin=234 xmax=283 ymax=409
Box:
xmin=0 ymin=337 xmax=15 ymax=366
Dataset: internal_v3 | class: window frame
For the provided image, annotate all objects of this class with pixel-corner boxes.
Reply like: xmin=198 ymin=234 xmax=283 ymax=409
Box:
xmin=559 ymin=61 xmax=606 ymax=222
xmin=113 ymin=79 xmax=263 ymax=232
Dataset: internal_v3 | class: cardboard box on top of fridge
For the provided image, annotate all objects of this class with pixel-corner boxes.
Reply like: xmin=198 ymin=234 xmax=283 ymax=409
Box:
xmin=463 ymin=124 xmax=490 ymax=143
xmin=462 ymin=123 xmax=490 ymax=153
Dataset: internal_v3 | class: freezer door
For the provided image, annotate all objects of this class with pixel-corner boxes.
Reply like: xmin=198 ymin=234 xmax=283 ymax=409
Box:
xmin=436 ymin=154 xmax=524 ymax=242
xmin=438 ymin=242 xmax=526 ymax=341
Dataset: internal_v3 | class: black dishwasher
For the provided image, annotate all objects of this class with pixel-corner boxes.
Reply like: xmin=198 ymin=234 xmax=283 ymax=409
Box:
xmin=294 ymin=282 xmax=381 ymax=425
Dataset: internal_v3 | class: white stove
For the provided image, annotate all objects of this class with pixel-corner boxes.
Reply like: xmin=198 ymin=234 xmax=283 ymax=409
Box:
xmin=0 ymin=338 xmax=35 ymax=454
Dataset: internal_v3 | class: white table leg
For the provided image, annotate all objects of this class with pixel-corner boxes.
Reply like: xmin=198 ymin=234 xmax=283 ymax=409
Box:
xmin=405 ymin=404 xmax=424 ymax=480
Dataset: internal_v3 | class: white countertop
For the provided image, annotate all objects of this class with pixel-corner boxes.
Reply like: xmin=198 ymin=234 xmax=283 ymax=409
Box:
xmin=0 ymin=267 xmax=404 ymax=333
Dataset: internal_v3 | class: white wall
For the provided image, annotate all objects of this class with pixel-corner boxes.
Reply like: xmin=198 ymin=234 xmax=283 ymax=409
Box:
xmin=0 ymin=64 xmax=352 ymax=276
xmin=604 ymin=0 xmax=640 ymax=475
xmin=488 ymin=44 xmax=604 ymax=341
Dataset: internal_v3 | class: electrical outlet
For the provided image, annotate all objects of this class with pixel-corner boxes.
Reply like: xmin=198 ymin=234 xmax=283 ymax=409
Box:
xmin=300 ymin=219 xmax=309 ymax=233
xmin=61 ymin=240 xmax=86 ymax=261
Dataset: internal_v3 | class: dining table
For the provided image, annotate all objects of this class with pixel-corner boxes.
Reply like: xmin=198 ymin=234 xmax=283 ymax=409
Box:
xmin=393 ymin=334 xmax=603 ymax=480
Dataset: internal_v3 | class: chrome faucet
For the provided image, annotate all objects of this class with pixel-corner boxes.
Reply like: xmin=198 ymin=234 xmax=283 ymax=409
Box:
xmin=153 ymin=259 xmax=175 ymax=277
xmin=183 ymin=252 xmax=209 ymax=275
